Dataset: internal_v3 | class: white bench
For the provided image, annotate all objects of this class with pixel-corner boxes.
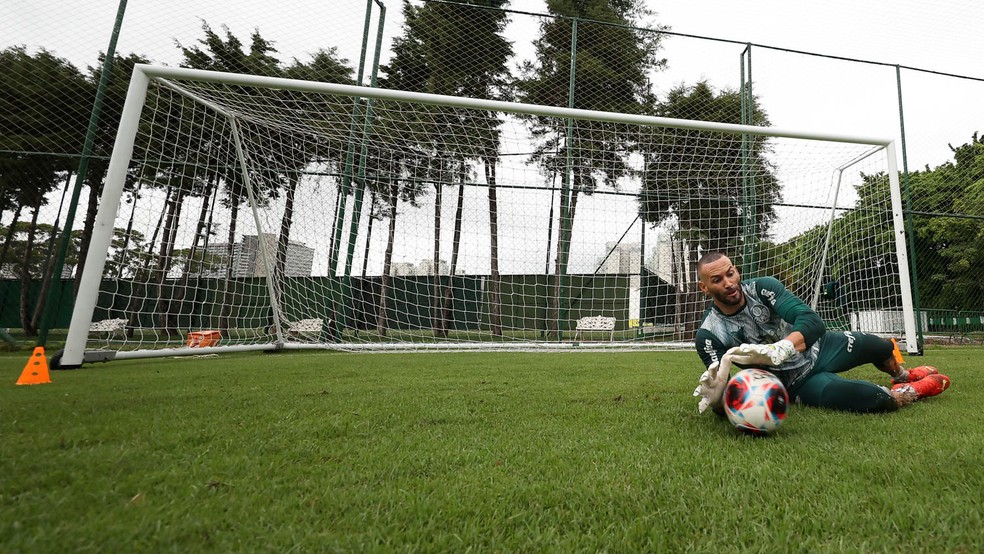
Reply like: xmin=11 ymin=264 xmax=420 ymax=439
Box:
xmin=287 ymin=318 xmax=325 ymax=340
xmin=89 ymin=318 xmax=128 ymax=343
xmin=574 ymin=315 xmax=616 ymax=341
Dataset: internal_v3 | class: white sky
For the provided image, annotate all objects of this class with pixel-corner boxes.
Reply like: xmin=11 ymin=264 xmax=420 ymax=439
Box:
xmin=4 ymin=0 xmax=981 ymax=169
xmin=3 ymin=0 xmax=982 ymax=273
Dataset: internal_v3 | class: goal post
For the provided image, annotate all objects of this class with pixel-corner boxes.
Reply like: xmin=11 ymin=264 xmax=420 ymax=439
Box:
xmin=56 ymin=64 xmax=918 ymax=367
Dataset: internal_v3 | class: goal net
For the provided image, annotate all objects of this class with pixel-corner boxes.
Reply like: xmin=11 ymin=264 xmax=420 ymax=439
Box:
xmin=58 ymin=65 xmax=917 ymax=366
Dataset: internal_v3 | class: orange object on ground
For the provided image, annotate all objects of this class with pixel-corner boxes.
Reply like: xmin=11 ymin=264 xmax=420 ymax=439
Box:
xmin=17 ymin=346 xmax=52 ymax=385
xmin=186 ymin=330 xmax=221 ymax=348
xmin=891 ymin=338 xmax=905 ymax=364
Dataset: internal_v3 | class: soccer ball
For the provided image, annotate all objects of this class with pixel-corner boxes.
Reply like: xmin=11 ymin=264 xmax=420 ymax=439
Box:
xmin=724 ymin=368 xmax=789 ymax=436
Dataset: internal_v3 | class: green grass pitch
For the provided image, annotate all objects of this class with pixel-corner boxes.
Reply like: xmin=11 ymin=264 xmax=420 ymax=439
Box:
xmin=2 ymin=347 xmax=982 ymax=551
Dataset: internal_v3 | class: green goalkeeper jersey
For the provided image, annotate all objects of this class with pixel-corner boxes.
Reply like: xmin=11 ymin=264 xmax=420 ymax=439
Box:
xmin=694 ymin=276 xmax=826 ymax=388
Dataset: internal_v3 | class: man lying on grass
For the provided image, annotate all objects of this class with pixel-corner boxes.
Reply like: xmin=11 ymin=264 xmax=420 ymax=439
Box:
xmin=692 ymin=252 xmax=950 ymax=416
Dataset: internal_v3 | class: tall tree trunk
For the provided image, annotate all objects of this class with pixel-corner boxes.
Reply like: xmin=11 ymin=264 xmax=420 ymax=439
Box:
xmin=326 ymin=186 xmax=343 ymax=275
xmin=441 ymin=168 xmax=466 ymax=336
xmin=672 ymin=234 xmax=690 ymax=342
xmin=432 ymin=179 xmax=446 ymax=337
xmin=359 ymin=193 xmax=378 ymax=332
xmin=377 ymin=182 xmax=398 ymax=336
xmin=273 ymin=173 xmax=299 ymax=325
xmin=361 ymin=192 xmax=377 ymax=279
xmin=31 ymin=171 xmax=77 ymax=331
xmin=31 ymin=227 xmax=62 ymax=333
xmin=485 ymin=161 xmax=502 ymax=336
xmin=125 ymin=190 xmax=170 ymax=336
xmin=684 ymin=240 xmax=701 ymax=336
xmin=171 ymin=178 xmax=217 ymax=332
xmin=220 ymin=200 xmax=241 ymax=332
xmin=155 ymin=188 xmax=184 ymax=337
xmin=18 ymin=205 xmax=41 ymax=335
xmin=112 ymin=180 xmax=145 ymax=279
xmin=551 ymin=185 xmax=580 ymax=337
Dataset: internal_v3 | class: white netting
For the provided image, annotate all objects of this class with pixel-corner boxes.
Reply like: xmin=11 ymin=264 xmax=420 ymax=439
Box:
xmin=68 ymin=67 xmax=911 ymax=359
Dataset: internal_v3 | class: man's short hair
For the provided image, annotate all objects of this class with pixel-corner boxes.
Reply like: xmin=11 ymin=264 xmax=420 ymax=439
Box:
xmin=696 ymin=251 xmax=730 ymax=278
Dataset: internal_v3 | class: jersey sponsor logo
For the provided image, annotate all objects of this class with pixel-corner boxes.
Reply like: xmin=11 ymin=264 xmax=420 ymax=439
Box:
xmin=842 ymin=330 xmax=856 ymax=352
xmin=759 ymin=286 xmax=777 ymax=306
xmin=703 ymin=339 xmax=718 ymax=363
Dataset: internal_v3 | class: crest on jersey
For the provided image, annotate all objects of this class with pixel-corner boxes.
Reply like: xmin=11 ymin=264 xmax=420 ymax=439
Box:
xmin=752 ymin=304 xmax=770 ymax=323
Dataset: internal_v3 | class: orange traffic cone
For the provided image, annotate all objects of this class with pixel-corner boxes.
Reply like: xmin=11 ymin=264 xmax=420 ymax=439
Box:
xmin=16 ymin=346 xmax=52 ymax=385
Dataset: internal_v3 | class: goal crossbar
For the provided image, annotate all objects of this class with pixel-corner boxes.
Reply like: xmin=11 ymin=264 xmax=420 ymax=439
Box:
xmin=57 ymin=64 xmax=917 ymax=367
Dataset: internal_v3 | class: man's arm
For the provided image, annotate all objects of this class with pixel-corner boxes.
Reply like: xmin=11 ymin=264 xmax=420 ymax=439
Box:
xmin=759 ymin=276 xmax=825 ymax=349
xmin=695 ymin=327 xmax=729 ymax=368
xmin=728 ymin=277 xmax=825 ymax=367
xmin=694 ymin=328 xmax=732 ymax=414
xmin=784 ymin=331 xmax=808 ymax=353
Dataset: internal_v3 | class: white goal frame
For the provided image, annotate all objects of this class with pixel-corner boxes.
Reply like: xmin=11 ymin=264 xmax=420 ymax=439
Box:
xmin=56 ymin=64 xmax=918 ymax=367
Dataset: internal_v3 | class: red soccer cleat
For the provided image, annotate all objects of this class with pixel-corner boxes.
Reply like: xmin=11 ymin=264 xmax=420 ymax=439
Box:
xmin=907 ymin=365 xmax=940 ymax=381
xmin=891 ymin=373 xmax=950 ymax=400
xmin=891 ymin=365 xmax=941 ymax=385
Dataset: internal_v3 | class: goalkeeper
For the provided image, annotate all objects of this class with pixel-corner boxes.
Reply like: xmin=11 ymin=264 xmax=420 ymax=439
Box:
xmin=692 ymin=252 xmax=950 ymax=416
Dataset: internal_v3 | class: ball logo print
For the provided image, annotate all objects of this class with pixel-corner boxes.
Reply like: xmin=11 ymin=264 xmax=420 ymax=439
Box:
xmin=724 ymin=368 xmax=789 ymax=436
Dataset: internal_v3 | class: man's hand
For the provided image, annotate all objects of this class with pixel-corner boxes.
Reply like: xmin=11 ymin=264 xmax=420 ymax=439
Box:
xmin=727 ymin=339 xmax=796 ymax=367
xmin=693 ymin=354 xmax=733 ymax=414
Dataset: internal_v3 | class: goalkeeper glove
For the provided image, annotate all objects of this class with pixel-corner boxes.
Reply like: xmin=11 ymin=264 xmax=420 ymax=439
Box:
xmin=693 ymin=354 xmax=733 ymax=414
xmin=727 ymin=340 xmax=796 ymax=367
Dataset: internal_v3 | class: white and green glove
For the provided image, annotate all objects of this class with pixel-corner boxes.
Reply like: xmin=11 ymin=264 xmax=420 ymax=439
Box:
xmin=727 ymin=339 xmax=796 ymax=367
xmin=693 ymin=354 xmax=733 ymax=414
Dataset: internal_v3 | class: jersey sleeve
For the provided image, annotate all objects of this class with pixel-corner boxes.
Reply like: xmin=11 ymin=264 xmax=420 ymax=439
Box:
xmin=755 ymin=276 xmax=826 ymax=347
xmin=695 ymin=327 xmax=728 ymax=369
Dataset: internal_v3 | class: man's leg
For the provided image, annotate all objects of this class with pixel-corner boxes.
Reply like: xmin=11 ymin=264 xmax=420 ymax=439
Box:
xmin=793 ymin=331 xmax=949 ymax=410
xmin=794 ymin=371 xmax=899 ymax=413
xmin=871 ymin=337 xmax=942 ymax=384
xmin=873 ymin=337 xmax=908 ymax=382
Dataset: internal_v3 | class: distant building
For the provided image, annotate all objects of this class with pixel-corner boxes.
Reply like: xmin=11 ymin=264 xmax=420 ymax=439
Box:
xmin=645 ymin=230 xmax=674 ymax=283
xmin=599 ymin=242 xmax=642 ymax=275
xmin=415 ymin=258 xmax=450 ymax=276
xmin=387 ymin=258 xmax=456 ymax=277
xmin=595 ymin=230 xmax=674 ymax=282
xmin=201 ymin=233 xmax=314 ymax=278
xmin=390 ymin=262 xmax=417 ymax=276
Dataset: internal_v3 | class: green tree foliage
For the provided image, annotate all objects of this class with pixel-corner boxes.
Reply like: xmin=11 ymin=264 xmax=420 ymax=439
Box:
xmin=0 ymin=47 xmax=91 ymax=158
xmin=516 ymin=0 xmax=664 ymax=193
xmin=0 ymin=47 xmax=93 ymax=334
xmin=639 ymin=81 xmax=778 ymax=255
xmin=178 ymin=23 xmax=282 ymax=76
xmin=0 ymin=47 xmax=90 ymax=220
xmin=176 ymin=22 xmax=287 ymax=216
xmin=73 ymin=52 xmax=152 ymax=293
xmin=766 ymin=133 xmax=984 ymax=319
xmin=0 ymin=222 xmax=81 ymax=279
xmin=909 ymin=133 xmax=984 ymax=310
xmin=170 ymin=24 xmax=356 ymax=333
xmin=379 ymin=0 xmax=513 ymax=336
xmin=638 ymin=81 xmax=776 ymax=335
xmin=515 ymin=0 xmax=663 ymax=335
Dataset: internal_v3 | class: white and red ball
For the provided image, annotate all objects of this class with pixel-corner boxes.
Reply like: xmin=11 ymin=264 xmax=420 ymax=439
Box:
xmin=724 ymin=368 xmax=789 ymax=436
